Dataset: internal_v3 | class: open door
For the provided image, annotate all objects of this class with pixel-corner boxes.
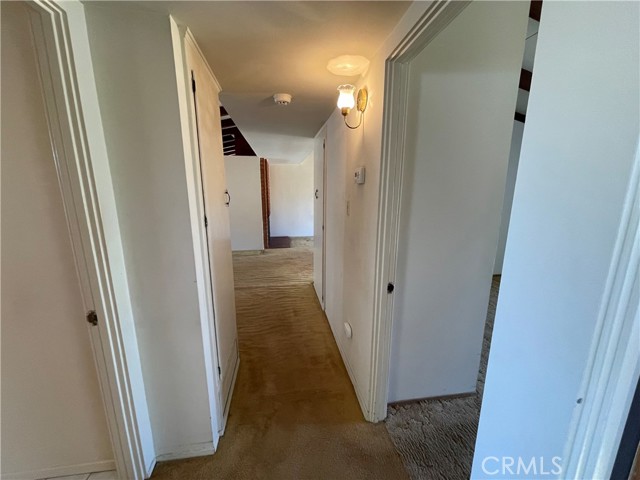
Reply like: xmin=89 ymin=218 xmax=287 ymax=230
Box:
xmin=185 ymin=36 xmax=239 ymax=432
xmin=2 ymin=4 xmax=115 ymax=476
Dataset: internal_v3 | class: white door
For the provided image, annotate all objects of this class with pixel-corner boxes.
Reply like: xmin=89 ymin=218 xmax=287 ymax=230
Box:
xmin=185 ymin=38 xmax=239 ymax=427
xmin=313 ymin=129 xmax=327 ymax=308
xmin=1 ymin=2 xmax=114 ymax=476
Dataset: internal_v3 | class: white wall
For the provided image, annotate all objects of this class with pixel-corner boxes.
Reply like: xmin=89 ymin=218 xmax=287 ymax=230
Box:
xmin=316 ymin=0 xmax=532 ymax=414
xmin=316 ymin=2 xmax=451 ymax=416
xmin=388 ymin=0 xmax=528 ymax=403
xmin=269 ymin=152 xmax=314 ymax=237
xmin=472 ymin=2 xmax=639 ymax=478
xmin=224 ymin=156 xmax=264 ymax=251
xmin=85 ymin=4 xmax=213 ymax=457
xmin=1 ymin=2 xmax=113 ymax=476
xmin=494 ymin=120 xmax=524 ymax=275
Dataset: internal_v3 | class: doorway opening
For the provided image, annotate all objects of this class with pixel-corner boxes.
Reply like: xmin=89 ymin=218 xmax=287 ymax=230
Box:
xmin=2 ymin=2 xmax=154 ymax=479
xmin=1 ymin=4 xmax=115 ymax=478
xmin=220 ymin=108 xmax=315 ymax=253
xmin=372 ymin=1 xmax=541 ymax=477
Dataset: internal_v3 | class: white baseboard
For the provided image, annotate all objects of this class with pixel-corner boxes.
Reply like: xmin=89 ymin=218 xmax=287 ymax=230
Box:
xmin=1 ymin=460 xmax=115 ymax=480
xmin=154 ymin=442 xmax=215 ymax=462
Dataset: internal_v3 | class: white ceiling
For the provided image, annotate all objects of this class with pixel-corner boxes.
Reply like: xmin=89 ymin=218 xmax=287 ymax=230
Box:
xmin=131 ymin=1 xmax=411 ymax=163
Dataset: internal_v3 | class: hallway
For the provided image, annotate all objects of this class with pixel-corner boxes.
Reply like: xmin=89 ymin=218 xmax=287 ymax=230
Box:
xmin=152 ymin=246 xmax=407 ymax=479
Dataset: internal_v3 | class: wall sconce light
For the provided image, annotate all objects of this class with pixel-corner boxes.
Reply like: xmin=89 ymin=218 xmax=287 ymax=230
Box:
xmin=337 ymin=84 xmax=368 ymax=129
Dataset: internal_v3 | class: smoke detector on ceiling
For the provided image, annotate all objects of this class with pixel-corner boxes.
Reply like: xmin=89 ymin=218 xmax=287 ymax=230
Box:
xmin=273 ymin=93 xmax=292 ymax=105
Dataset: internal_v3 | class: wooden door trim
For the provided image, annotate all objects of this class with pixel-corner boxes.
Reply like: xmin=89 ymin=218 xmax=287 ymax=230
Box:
xmin=260 ymin=158 xmax=270 ymax=249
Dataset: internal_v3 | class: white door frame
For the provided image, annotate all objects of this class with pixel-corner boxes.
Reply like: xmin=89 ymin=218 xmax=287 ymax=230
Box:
xmin=371 ymin=5 xmax=640 ymax=477
xmin=322 ymin=134 xmax=327 ymax=309
xmin=25 ymin=1 xmax=154 ymax=478
xmin=562 ymin=144 xmax=640 ymax=479
xmin=369 ymin=0 xmax=470 ymax=423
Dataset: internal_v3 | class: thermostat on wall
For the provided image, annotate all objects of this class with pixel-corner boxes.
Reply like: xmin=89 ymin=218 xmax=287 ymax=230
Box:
xmin=354 ymin=166 xmax=366 ymax=185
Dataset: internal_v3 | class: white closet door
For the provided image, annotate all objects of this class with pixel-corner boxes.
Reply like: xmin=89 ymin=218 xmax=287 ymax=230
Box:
xmin=185 ymin=36 xmax=239 ymax=428
xmin=313 ymin=129 xmax=326 ymax=308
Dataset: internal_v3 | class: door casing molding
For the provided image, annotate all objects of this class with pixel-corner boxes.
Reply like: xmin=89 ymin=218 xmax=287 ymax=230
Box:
xmin=25 ymin=1 xmax=155 ymax=478
xmin=372 ymin=6 xmax=640 ymax=479
xmin=562 ymin=142 xmax=640 ymax=479
xmin=369 ymin=0 xmax=470 ymax=423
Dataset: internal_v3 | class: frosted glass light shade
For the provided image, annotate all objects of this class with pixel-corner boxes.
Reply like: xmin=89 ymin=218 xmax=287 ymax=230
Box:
xmin=327 ymin=55 xmax=370 ymax=76
xmin=337 ymin=84 xmax=356 ymax=110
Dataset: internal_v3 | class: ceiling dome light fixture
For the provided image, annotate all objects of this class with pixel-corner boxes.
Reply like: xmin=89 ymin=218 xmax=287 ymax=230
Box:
xmin=273 ymin=93 xmax=292 ymax=105
xmin=337 ymin=84 xmax=368 ymax=130
xmin=327 ymin=55 xmax=370 ymax=77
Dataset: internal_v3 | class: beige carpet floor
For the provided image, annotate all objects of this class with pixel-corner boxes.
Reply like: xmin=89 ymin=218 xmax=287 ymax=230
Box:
xmin=384 ymin=276 xmax=501 ymax=480
xmin=152 ymin=247 xmax=408 ymax=480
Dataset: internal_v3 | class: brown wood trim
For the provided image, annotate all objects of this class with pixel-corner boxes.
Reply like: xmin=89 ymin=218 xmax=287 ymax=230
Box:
xmin=260 ymin=158 xmax=270 ymax=249
xmin=221 ymin=118 xmax=235 ymax=129
xmin=529 ymin=0 xmax=542 ymax=21
xmin=514 ymin=112 xmax=526 ymax=123
xmin=520 ymin=68 xmax=532 ymax=92
xmin=219 ymin=109 xmax=257 ymax=156
xmin=268 ymin=236 xmax=291 ymax=249
xmin=236 ymin=133 xmax=256 ymax=156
